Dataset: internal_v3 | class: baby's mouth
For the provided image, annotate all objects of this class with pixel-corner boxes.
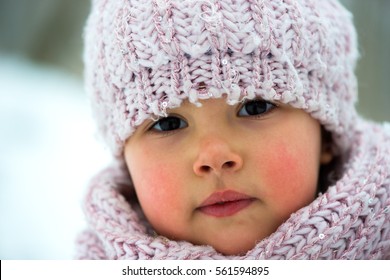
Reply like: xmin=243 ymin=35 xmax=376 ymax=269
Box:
xmin=197 ymin=190 xmax=255 ymax=218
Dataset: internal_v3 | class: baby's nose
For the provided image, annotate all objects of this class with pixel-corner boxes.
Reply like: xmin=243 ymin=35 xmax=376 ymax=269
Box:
xmin=193 ymin=136 xmax=243 ymax=177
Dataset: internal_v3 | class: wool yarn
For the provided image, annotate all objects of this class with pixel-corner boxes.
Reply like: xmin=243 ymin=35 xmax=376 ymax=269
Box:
xmin=76 ymin=120 xmax=390 ymax=259
xmin=84 ymin=0 xmax=358 ymax=157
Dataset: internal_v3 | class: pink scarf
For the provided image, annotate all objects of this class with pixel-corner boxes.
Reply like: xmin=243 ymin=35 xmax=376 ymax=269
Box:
xmin=76 ymin=120 xmax=390 ymax=259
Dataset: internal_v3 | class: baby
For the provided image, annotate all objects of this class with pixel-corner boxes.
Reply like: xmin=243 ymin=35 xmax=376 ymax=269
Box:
xmin=76 ymin=0 xmax=390 ymax=259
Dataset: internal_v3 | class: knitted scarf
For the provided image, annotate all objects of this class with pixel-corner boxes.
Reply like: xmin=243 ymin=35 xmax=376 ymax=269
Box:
xmin=76 ymin=119 xmax=390 ymax=259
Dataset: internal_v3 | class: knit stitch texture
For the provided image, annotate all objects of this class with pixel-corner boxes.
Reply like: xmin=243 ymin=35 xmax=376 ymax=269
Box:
xmin=76 ymin=120 xmax=390 ymax=259
xmin=84 ymin=0 xmax=358 ymax=157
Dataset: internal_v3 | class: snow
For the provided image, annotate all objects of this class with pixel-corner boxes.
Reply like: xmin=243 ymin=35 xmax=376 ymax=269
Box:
xmin=0 ymin=54 xmax=111 ymax=259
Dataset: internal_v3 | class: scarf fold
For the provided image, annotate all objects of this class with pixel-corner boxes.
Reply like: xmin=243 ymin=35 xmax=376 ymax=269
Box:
xmin=76 ymin=120 xmax=390 ymax=259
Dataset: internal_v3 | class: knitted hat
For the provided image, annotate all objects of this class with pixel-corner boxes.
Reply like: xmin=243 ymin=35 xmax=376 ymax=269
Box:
xmin=84 ymin=0 xmax=359 ymax=157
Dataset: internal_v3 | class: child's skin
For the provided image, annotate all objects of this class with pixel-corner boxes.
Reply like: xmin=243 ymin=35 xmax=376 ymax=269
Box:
xmin=124 ymin=97 xmax=333 ymax=255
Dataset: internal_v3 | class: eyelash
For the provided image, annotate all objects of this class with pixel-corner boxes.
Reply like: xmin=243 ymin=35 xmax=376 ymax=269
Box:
xmin=148 ymin=115 xmax=187 ymax=135
xmin=148 ymin=99 xmax=277 ymax=134
xmin=237 ymin=99 xmax=277 ymax=118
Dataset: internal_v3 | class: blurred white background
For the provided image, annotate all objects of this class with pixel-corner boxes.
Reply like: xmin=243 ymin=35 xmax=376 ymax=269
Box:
xmin=0 ymin=0 xmax=109 ymax=259
xmin=0 ymin=0 xmax=389 ymax=259
xmin=0 ymin=55 xmax=111 ymax=259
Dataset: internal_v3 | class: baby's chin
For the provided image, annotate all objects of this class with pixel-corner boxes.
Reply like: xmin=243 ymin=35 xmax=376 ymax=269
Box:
xmin=186 ymin=230 xmax=270 ymax=256
xmin=150 ymin=213 xmax=279 ymax=256
xmin=210 ymin=240 xmax=258 ymax=256
xmin=157 ymin=229 xmax=261 ymax=256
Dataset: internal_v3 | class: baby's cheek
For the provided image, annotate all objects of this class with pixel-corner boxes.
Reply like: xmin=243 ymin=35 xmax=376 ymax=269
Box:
xmin=132 ymin=161 xmax=187 ymax=232
xmin=258 ymin=143 xmax=317 ymax=215
xmin=137 ymin=164 xmax=179 ymax=209
xmin=144 ymin=164 xmax=194 ymax=240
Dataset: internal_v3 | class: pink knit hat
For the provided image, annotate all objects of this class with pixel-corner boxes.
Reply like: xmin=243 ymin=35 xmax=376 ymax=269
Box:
xmin=84 ymin=0 xmax=359 ymax=157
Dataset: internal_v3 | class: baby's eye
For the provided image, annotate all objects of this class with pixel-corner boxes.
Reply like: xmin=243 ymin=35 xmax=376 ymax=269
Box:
xmin=237 ymin=99 xmax=276 ymax=117
xmin=150 ymin=116 xmax=188 ymax=132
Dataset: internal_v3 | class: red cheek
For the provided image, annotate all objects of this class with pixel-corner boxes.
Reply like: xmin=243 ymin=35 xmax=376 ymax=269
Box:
xmin=138 ymin=164 xmax=171 ymax=196
xmin=130 ymin=146 xmax=171 ymax=193
xmin=134 ymin=161 xmax=183 ymax=213
xmin=257 ymin=142 xmax=310 ymax=211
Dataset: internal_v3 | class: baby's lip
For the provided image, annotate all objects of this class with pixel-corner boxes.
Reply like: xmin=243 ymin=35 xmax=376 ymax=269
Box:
xmin=198 ymin=190 xmax=255 ymax=207
xmin=197 ymin=190 xmax=256 ymax=217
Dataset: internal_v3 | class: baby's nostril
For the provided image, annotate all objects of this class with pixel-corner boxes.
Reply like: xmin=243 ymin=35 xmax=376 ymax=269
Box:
xmin=201 ymin=166 xmax=211 ymax=173
xmin=224 ymin=161 xmax=235 ymax=168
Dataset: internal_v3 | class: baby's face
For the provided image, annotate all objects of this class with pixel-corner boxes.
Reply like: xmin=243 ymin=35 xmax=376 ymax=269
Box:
xmin=124 ymin=97 xmax=330 ymax=255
